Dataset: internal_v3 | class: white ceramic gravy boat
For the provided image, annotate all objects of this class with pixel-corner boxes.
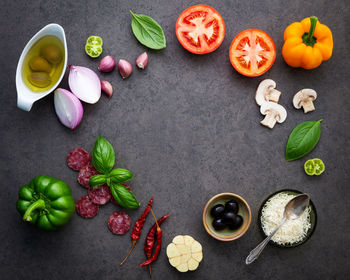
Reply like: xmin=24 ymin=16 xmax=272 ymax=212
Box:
xmin=16 ymin=23 xmax=68 ymax=111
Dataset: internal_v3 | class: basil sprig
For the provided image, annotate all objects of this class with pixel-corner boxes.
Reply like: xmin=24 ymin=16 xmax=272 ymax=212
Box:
xmin=89 ymin=174 xmax=107 ymax=188
xmin=89 ymin=136 xmax=139 ymax=209
xmin=130 ymin=10 xmax=166 ymax=50
xmin=92 ymin=136 xmax=115 ymax=174
xmin=286 ymin=120 xmax=322 ymax=161
xmin=110 ymin=183 xmax=140 ymax=209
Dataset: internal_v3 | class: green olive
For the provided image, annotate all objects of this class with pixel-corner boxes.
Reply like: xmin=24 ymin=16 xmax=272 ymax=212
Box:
xmin=28 ymin=72 xmax=51 ymax=88
xmin=41 ymin=44 xmax=62 ymax=64
xmin=29 ymin=56 xmax=52 ymax=73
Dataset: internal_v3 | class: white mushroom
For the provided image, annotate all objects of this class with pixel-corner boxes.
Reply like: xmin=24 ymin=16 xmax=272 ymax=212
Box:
xmin=293 ymin=89 xmax=317 ymax=113
xmin=255 ymin=79 xmax=281 ymax=106
xmin=260 ymin=102 xmax=287 ymax=129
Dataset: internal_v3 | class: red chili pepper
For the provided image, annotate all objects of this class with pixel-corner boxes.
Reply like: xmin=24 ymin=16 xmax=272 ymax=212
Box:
xmin=140 ymin=209 xmax=164 ymax=268
xmin=140 ymin=228 xmax=162 ymax=267
xmin=144 ymin=214 xmax=170 ymax=259
xmin=120 ymin=197 xmax=153 ymax=266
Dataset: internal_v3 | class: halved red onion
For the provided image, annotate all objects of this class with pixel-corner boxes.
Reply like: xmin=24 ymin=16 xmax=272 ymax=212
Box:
xmin=54 ymin=88 xmax=83 ymax=130
xmin=68 ymin=65 xmax=101 ymax=104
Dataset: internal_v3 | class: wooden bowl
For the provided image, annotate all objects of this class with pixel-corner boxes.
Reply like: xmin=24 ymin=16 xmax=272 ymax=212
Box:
xmin=202 ymin=193 xmax=252 ymax=241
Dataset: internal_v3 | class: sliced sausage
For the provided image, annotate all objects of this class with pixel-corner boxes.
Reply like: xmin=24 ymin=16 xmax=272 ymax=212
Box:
xmin=88 ymin=185 xmax=111 ymax=205
xmin=76 ymin=196 xmax=99 ymax=218
xmin=67 ymin=148 xmax=91 ymax=171
xmin=78 ymin=165 xmax=99 ymax=188
xmin=108 ymin=211 xmax=131 ymax=235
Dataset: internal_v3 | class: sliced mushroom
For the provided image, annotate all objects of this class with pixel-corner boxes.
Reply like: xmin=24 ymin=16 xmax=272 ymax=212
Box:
xmin=260 ymin=102 xmax=287 ymax=129
xmin=293 ymin=89 xmax=317 ymax=113
xmin=255 ymin=79 xmax=281 ymax=106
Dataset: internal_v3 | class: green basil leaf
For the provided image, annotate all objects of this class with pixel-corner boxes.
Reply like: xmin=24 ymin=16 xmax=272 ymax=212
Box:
xmin=286 ymin=119 xmax=322 ymax=161
xmin=92 ymin=136 xmax=115 ymax=174
xmin=109 ymin=183 xmax=140 ymax=209
xmin=108 ymin=168 xmax=133 ymax=184
xmin=89 ymin=174 xmax=107 ymax=188
xmin=130 ymin=10 xmax=166 ymax=50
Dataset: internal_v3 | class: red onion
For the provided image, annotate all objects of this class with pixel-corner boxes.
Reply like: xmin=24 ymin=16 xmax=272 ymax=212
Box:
xmin=101 ymin=80 xmax=113 ymax=98
xmin=98 ymin=56 xmax=116 ymax=72
xmin=54 ymin=88 xmax=83 ymax=130
xmin=118 ymin=59 xmax=132 ymax=79
xmin=68 ymin=65 xmax=101 ymax=104
xmin=136 ymin=52 xmax=148 ymax=69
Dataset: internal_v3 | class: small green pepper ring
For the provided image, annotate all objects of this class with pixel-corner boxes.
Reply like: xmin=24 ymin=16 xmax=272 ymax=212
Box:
xmin=313 ymin=158 xmax=325 ymax=175
xmin=304 ymin=158 xmax=325 ymax=176
xmin=85 ymin=35 xmax=103 ymax=58
xmin=16 ymin=175 xmax=75 ymax=231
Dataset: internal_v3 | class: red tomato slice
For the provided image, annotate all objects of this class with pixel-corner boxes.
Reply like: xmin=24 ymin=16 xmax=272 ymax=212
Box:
xmin=229 ymin=29 xmax=276 ymax=77
xmin=176 ymin=5 xmax=225 ymax=54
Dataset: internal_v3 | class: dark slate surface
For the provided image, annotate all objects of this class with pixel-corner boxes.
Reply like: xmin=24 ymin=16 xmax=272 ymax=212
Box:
xmin=1 ymin=0 xmax=349 ymax=279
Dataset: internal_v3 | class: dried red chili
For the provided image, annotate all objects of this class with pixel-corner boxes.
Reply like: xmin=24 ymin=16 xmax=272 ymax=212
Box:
xmin=144 ymin=214 xmax=170 ymax=259
xmin=120 ymin=197 xmax=153 ymax=265
xmin=140 ymin=209 xmax=164 ymax=268
xmin=140 ymin=228 xmax=162 ymax=267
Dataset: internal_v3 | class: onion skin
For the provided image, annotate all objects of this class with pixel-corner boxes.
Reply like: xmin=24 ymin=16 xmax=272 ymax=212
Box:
xmin=101 ymin=81 xmax=113 ymax=98
xmin=136 ymin=52 xmax=148 ymax=69
xmin=68 ymin=65 xmax=101 ymax=104
xmin=54 ymin=88 xmax=83 ymax=130
xmin=98 ymin=56 xmax=116 ymax=72
xmin=118 ymin=59 xmax=132 ymax=79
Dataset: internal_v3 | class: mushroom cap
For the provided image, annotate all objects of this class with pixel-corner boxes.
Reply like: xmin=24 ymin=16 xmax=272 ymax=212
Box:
xmin=260 ymin=101 xmax=287 ymax=123
xmin=293 ymin=89 xmax=317 ymax=109
xmin=255 ymin=79 xmax=277 ymax=106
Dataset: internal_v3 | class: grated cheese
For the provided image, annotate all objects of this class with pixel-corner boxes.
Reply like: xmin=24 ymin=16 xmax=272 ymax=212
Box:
xmin=261 ymin=192 xmax=311 ymax=245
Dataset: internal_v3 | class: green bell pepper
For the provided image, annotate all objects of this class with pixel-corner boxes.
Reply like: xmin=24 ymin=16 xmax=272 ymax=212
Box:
xmin=16 ymin=175 xmax=75 ymax=231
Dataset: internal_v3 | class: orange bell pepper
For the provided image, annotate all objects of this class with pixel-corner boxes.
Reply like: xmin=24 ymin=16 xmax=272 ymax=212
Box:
xmin=282 ymin=16 xmax=333 ymax=69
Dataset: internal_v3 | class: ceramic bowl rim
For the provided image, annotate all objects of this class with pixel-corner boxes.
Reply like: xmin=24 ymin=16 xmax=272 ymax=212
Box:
xmin=257 ymin=189 xmax=317 ymax=248
xmin=202 ymin=192 xmax=252 ymax=242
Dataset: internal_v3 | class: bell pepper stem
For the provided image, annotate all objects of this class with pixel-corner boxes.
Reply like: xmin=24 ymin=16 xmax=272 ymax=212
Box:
xmin=307 ymin=16 xmax=318 ymax=43
xmin=23 ymin=199 xmax=46 ymax=222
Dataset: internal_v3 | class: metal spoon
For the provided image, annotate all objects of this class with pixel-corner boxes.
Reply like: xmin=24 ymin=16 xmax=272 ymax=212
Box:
xmin=245 ymin=193 xmax=310 ymax=265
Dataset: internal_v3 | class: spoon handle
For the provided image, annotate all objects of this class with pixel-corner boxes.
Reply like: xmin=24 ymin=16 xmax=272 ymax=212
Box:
xmin=245 ymin=217 xmax=287 ymax=265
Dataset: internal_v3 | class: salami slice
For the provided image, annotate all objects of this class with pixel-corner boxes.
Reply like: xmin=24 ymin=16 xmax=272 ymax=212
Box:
xmin=110 ymin=183 xmax=132 ymax=205
xmin=78 ymin=165 xmax=99 ymax=188
xmin=108 ymin=211 xmax=131 ymax=235
xmin=67 ymin=148 xmax=91 ymax=171
xmin=76 ymin=196 xmax=99 ymax=218
xmin=88 ymin=185 xmax=111 ymax=205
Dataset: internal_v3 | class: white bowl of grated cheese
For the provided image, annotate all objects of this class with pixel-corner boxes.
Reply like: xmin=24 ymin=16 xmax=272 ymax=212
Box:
xmin=258 ymin=190 xmax=317 ymax=247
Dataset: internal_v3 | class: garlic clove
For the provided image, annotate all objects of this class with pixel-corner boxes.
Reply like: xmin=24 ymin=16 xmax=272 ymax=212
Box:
xmin=101 ymin=80 xmax=113 ymax=98
xmin=136 ymin=52 xmax=148 ymax=69
xmin=118 ymin=59 xmax=132 ymax=79
xmin=98 ymin=55 xmax=116 ymax=72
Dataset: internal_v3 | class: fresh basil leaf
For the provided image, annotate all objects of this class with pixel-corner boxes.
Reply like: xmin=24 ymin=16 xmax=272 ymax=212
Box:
xmin=108 ymin=168 xmax=133 ymax=184
xmin=130 ymin=10 xmax=166 ymax=50
xmin=286 ymin=120 xmax=322 ymax=161
xmin=89 ymin=174 xmax=107 ymax=188
xmin=92 ymin=136 xmax=115 ymax=174
xmin=109 ymin=183 xmax=140 ymax=209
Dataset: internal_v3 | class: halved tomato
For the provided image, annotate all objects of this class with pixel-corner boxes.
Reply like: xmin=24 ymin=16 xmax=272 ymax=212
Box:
xmin=229 ymin=29 xmax=276 ymax=77
xmin=176 ymin=5 xmax=225 ymax=54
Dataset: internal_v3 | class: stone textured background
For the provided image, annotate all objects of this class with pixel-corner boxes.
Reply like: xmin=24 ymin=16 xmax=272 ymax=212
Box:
xmin=1 ymin=0 xmax=349 ymax=279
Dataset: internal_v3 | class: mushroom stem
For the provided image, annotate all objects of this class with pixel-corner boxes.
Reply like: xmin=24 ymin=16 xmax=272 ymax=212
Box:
xmin=261 ymin=111 xmax=277 ymax=129
xmin=302 ymin=99 xmax=315 ymax=113
xmin=268 ymin=88 xmax=281 ymax=103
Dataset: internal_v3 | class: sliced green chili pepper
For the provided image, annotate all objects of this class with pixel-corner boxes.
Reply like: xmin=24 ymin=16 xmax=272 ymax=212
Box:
xmin=304 ymin=158 xmax=325 ymax=176
xmin=313 ymin=158 xmax=325 ymax=175
xmin=85 ymin=35 xmax=103 ymax=58
xmin=304 ymin=159 xmax=316 ymax=175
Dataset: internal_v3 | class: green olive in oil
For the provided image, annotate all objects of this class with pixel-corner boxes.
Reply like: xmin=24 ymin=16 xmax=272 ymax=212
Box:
xmin=22 ymin=35 xmax=65 ymax=92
